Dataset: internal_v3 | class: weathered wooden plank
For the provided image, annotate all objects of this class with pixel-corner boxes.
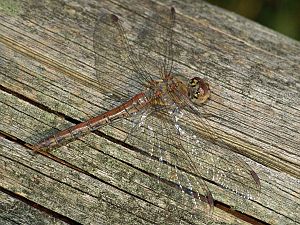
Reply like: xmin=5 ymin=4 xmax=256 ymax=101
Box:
xmin=0 ymin=83 xmax=250 ymax=225
xmin=160 ymin=0 xmax=300 ymax=62
xmin=0 ymin=0 xmax=299 ymax=224
xmin=0 ymin=191 xmax=68 ymax=225
xmin=0 ymin=192 xmax=66 ymax=225
xmin=0 ymin=91 xmax=255 ymax=224
xmin=0 ymin=140 xmax=161 ymax=225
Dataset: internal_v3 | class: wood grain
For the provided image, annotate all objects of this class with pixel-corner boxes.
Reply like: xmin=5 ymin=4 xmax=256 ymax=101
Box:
xmin=0 ymin=0 xmax=299 ymax=224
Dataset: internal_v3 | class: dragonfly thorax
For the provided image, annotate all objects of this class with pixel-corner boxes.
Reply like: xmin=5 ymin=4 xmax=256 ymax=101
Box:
xmin=148 ymin=75 xmax=210 ymax=108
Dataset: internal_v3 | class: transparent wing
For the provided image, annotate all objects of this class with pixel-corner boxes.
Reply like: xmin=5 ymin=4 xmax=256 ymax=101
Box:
xmin=93 ymin=7 xmax=180 ymax=98
xmin=172 ymin=89 xmax=261 ymax=199
xmin=93 ymin=9 xmax=147 ymax=99
xmin=122 ymin=108 xmax=213 ymax=215
xmin=137 ymin=7 xmax=177 ymax=78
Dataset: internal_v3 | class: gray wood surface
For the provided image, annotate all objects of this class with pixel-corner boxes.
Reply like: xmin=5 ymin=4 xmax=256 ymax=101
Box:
xmin=1 ymin=0 xmax=299 ymax=224
xmin=0 ymin=191 xmax=67 ymax=225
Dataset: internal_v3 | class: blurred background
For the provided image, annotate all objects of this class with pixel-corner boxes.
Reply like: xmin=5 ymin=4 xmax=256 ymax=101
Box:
xmin=206 ymin=0 xmax=300 ymax=41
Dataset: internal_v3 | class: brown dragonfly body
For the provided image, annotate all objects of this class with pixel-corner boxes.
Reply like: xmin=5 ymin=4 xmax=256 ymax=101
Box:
xmin=33 ymin=76 xmax=210 ymax=151
xmin=33 ymin=92 xmax=148 ymax=150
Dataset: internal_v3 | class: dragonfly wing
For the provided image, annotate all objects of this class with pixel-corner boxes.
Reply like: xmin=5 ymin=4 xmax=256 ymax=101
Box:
xmin=176 ymin=97 xmax=261 ymax=200
xmin=160 ymin=7 xmax=177 ymax=77
xmin=93 ymin=7 xmax=182 ymax=98
xmin=134 ymin=7 xmax=178 ymax=78
xmin=94 ymin=9 xmax=147 ymax=100
xmin=124 ymin=109 xmax=214 ymax=214
xmin=138 ymin=7 xmax=183 ymax=79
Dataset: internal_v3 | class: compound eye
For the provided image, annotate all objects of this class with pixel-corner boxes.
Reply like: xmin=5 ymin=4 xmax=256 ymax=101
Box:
xmin=190 ymin=78 xmax=198 ymax=87
xmin=189 ymin=78 xmax=211 ymax=105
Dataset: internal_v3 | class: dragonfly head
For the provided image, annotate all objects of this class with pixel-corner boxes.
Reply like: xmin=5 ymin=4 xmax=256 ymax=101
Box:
xmin=188 ymin=77 xmax=211 ymax=105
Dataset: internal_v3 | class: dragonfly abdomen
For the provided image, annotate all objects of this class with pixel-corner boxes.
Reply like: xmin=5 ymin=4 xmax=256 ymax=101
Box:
xmin=33 ymin=92 xmax=149 ymax=151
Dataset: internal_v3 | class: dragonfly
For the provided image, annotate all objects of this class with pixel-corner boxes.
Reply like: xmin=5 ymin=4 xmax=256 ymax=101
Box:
xmin=33 ymin=6 xmax=260 ymax=214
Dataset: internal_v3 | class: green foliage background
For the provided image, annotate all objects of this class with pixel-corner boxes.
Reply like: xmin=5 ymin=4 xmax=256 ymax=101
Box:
xmin=207 ymin=0 xmax=300 ymax=41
